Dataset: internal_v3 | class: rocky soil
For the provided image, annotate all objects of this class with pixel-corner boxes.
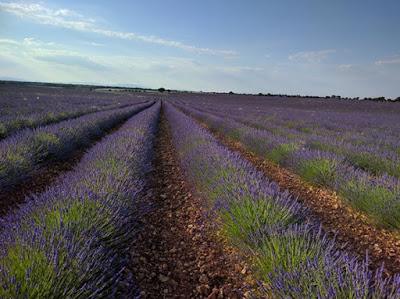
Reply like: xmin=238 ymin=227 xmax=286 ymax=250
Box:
xmin=129 ymin=109 xmax=257 ymax=298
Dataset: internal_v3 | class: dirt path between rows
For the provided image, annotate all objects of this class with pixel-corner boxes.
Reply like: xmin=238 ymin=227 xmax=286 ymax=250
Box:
xmin=0 ymin=105 xmax=151 ymax=217
xmin=195 ymin=121 xmax=400 ymax=277
xmin=129 ymin=108 xmax=257 ymax=298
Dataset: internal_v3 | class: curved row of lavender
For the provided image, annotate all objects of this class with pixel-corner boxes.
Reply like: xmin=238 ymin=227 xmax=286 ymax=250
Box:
xmin=164 ymin=102 xmax=400 ymax=298
xmin=0 ymin=101 xmax=154 ymax=191
xmin=0 ymin=85 xmax=152 ymax=139
xmin=0 ymin=102 xmax=160 ymax=298
xmin=175 ymin=103 xmax=400 ymax=229
xmin=177 ymin=97 xmax=400 ymax=179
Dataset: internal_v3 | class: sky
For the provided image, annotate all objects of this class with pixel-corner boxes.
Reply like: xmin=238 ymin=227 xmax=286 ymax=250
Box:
xmin=0 ymin=0 xmax=399 ymax=98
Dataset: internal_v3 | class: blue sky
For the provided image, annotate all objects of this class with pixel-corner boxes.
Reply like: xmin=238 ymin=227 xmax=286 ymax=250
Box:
xmin=0 ymin=0 xmax=399 ymax=98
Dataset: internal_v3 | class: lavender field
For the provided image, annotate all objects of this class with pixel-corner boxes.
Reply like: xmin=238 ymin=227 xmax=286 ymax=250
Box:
xmin=1 ymin=83 xmax=400 ymax=298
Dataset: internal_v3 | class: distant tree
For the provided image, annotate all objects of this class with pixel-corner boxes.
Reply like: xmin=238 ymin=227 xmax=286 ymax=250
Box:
xmin=258 ymin=92 xmax=264 ymax=96
xmin=229 ymin=91 xmax=234 ymax=95
xmin=158 ymin=87 xmax=166 ymax=93
xmin=395 ymin=97 xmax=400 ymax=102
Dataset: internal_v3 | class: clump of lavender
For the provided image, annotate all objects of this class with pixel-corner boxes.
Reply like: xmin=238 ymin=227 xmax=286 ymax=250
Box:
xmin=0 ymin=103 xmax=160 ymax=298
xmin=0 ymin=101 xmax=153 ymax=191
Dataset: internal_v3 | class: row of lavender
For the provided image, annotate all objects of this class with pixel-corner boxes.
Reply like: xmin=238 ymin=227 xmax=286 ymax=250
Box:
xmin=0 ymin=101 xmax=149 ymax=140
xmin=0 ymin=102 xmax=160 ymax=298
xmin=164 ymin=103 xmax=400 ymax=298
xmin=174 ymin=102 xmax=400 ymax=229
xmin=182 ymin=101 xmax=400 ymax=183
xmin=0 ymin=85 xmax=151 ymax=139
xmin=0 ymin=84 xmax=144 ymax=118
xmin=176 ymin=97 xmax=400 ymax=179
xmin=0 ymin=101 xmax=153 ymax=191
xmin=173 ymin=93 xmax=400 ymax=151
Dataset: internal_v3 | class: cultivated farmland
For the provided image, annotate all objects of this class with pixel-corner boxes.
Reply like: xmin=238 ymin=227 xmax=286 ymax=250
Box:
xmin=1 ymin=83 xmax=400 ymax=298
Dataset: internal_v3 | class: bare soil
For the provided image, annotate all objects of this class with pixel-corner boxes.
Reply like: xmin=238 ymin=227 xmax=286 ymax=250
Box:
xmin=129 ymin=109 xmax=257 ymax=298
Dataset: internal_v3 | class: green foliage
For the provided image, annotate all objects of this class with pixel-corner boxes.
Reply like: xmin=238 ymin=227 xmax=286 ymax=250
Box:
xmin=45 ymin=112 xmax=57 ymax=123
xmin=347 ymin=152 xmax=393 ymax=176
xmin=307 ymin=140 xmax=341 ymax=154
xmin=270 ymin=256 xmax=373 ymax=299
xmin=0 ymin=244 xmax=55 ymax=298
xmin=270 ymin=127 xmax=285 ymax=136
xmin=180 ymin=137 xmax=208 ymax=157
xmin=340 ymin=181 xmax=400 ymax=229
xmin=350 ymin=139 xmax=366 ymax=147
xmin=298 ymin=126 xmax=312 ymax=134
xmin=245 ymin=136 xmax=269 ymax=157
xmin=204 ymin=165 xmax=241 ymax=201
xmin=87 ymin=156 xmax=132 ymax=194
xmin=31 ymin=132 xmax=60 ymax=159
xmin=94 ymin=156 xmax=123 ymax=176
xmin=5 ymin=151 xmax=27 ymax=166
xmin=1 ymin=198 xmax=115 ymax=297
xmin=59 ymin=112 xmax=68 ymax=119
xmin=255 ymin=229 xmax=324 ymax=282
xmin=226 ymin=128 xmax=245 ymax=141
xmin=286 ymin=133 xmax=297 ymax=140
xmin=9 ymin=119 xmax=29 ymax=130
xmin=220 ymin=197 xmax=298 ymax=245
xmin=284 ymin=121 xmax=298 ymax=129
xmin=34 ymin=200 xmax=107 ymax=233
xmin=0 ymin=122 xmax=6 ymax=138
xmin=267 ymin=143 xmax=298 ymax=164
xmin=298 ymin=158 xmax=337 ymax=187
xmin=1 ymin=151 xmax=29 ymax=179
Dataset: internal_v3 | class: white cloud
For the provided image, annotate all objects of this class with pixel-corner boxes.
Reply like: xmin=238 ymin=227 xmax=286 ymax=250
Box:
xmin=375 ymin=55 xmax=400 ymax=65
xmin=83 ymin=41 xmax=104 ymax=47
xmin=288 ymin=49 xmax=336 ymax=63
xmin=217 ymin=66 xmax=264 ymax=74
xmin=337 ymin=64 xmax=353 ymax=70
xmin=0 ymin=2 xmax=237 ymax=56
xmin=0 ymin=38 xmax=19 ymax=45
xmin=0 ymin=37 xmax=108 ymax=71
xmin=0 ymin=37 xmax=258 ymax=90
xmin=22 ymin=37 xmax=55 ymax=47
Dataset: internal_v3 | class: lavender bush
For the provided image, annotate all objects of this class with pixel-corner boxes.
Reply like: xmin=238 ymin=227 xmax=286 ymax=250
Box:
xmin=0 ymin=85 xmax=150 ymax=139
xmin=175 ymin=103 xmax=400 ymax=229
xmin=178 ymin=95 xmax=400 ymax=179
xmin=0 ymin=101 xmax=153 ymax=191
xmin=0 ymin=102 xmax=160 ymax=298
